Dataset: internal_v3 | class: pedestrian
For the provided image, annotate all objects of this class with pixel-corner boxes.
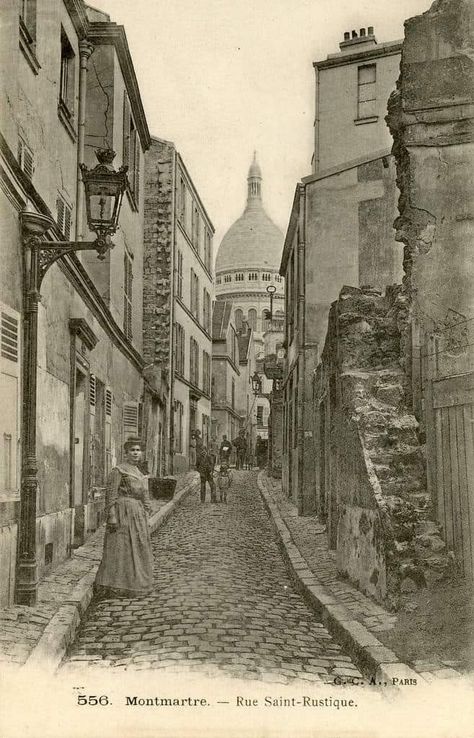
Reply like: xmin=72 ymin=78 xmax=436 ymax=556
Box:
xmin=255 ymin=435 xmax=267 ymax=469
xmin=219 ymin=435 xmax=232 ymax=464
xmin=95 ymin=437 xmax=154 ymax=598
xmin=196 ymin=443 xmax=216 ymax=503
xmin=232 ymin=428 xmax=247 ymax=470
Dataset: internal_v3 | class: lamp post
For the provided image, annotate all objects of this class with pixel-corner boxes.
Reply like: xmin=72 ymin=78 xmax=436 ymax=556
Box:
xmin=16 ymin=149 xmax=128 ymax=606
xmin=251 ymin=371 xmax=262 ymax=397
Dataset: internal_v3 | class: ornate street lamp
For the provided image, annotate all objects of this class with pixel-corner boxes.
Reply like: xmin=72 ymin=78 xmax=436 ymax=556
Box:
xmin=16 ymin=149 xmax=128 ymax=605
xmin=251 ymin=371 xmax=262 ymax=396
xmin=263 ymin=283 xmax=276 ymax=322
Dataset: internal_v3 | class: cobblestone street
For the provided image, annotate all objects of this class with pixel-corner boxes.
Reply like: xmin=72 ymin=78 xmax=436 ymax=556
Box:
xmin=61 ymin=471 xmax=361 ymax=683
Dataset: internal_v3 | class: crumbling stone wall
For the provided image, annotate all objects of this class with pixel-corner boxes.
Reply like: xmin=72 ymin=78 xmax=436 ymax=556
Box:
xmin=143 ymin=138 xmax=174 ymax=374
xmin=316 ymin=286 xmax=451 ymax=607
xmin=386 ymin=0 xmax=474 ymax=577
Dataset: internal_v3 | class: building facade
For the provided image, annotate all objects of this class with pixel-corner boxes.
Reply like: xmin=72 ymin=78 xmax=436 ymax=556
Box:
xmin=280 ymin=30 xmax=404 ymax=514
xmin=215 ymin=155 xmax=284 ymax=445
xmin=211 ymin=301 xmax=241 ymax=449
xmin=313 ymin=27 xmax=401 ymax=173
xmin=0 ymin=1 xmax=153 ymax=605
xmin=144 ymin=137 xmax=214 ymax=475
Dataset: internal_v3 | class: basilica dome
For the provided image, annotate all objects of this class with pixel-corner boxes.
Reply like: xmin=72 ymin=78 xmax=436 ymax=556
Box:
xmin=215 ymin=154 xmax=283 ymax=273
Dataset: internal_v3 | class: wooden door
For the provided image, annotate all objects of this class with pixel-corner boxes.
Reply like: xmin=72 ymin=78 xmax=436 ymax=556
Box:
xmin=433 ymin=371 xmax=474 ymax=580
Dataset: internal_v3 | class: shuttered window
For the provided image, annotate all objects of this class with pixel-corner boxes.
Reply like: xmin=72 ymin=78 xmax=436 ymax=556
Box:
xmin=123 ymin=402 xmax=139 ymax=445
xmin=123 ymin=251 xmax=133 ymax=340
xmin=0 ymin=304 xmax=21 ymax=494
xmin=1 ymin=313 xmax=18 ymax=363
xmin=123 ymin=92 xmax=140 ymax=207
xmin=56 ymin=195 xmax=72 ymax=239
xmin=18 ymin=137 xmax=34 ymax=180
xmin=105 ymin=387 xmax=112 ymax=476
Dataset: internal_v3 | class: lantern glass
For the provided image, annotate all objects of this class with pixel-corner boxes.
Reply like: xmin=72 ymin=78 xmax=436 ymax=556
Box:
xmin=81 ymin=149 xmax=128 ymax=239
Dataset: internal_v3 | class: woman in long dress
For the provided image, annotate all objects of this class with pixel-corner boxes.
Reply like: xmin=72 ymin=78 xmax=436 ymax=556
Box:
xmin=95 ymin=437 xmax=154 ymax=597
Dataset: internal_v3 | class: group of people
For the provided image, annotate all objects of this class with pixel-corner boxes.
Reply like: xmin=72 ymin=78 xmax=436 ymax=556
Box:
xmin=94 ymin=428 xmax=269 ymax=599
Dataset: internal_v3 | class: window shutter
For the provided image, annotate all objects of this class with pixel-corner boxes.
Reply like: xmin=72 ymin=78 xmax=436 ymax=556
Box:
xmin=105 ymin=387 xmax=112 ymax=476
xmin=1 ymin=313 xmax=19 ymax=363
xmin=123 ymin=401 xmax=139 ymax=442
xmin=133 ymin=130 xmax=140 ymax=203
xmin=18 ymin=138 xmax=34 ymax=180
xmin=56 ymin=196 xmax=64 ymax=232
xmin=89 ymin=374 xmax=96 ymax=413
xmin=122 ymin=93 xmax=131 ymax=169
xmin=64 ymin=204 xmax=71 ymax=240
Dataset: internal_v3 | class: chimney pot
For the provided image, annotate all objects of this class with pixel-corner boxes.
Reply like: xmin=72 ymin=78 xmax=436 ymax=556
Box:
xmin=368 ymin=26 xmax=374 ymax=35
xmin=360 ymin=28 xmax=366 ymax=36
xmin=344 ymin=31 xmax=350 ymax=40
xmin=351 ymin=30 xmax=358 ymax=38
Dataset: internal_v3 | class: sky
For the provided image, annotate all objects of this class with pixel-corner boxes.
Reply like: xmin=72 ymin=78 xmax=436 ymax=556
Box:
xmin=91 ymin=0 xmax=431 ymax=251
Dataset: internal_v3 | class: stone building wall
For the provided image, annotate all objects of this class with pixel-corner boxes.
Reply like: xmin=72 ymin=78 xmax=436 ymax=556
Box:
xmin=314 ymin=286 xmax=451 ymax=606
xmin=386 ymin=0 xmax=474 ymax=579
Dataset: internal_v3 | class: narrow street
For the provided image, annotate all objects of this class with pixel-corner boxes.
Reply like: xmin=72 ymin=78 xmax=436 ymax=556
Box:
xmin=61 ymin=471 xmax=362 ymax=683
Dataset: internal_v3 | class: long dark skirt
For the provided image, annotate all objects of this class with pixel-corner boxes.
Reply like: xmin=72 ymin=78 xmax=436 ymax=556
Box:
xmin=95 ymin=497 xmax=154 ymax=597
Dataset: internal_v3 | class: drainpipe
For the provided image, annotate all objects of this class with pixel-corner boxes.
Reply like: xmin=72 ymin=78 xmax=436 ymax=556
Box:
xmin=313 ymin=65 xmax=320 ymax=174
xmin=75 ymin=40 xmax=94 ymax=240
xmin=296 ymin=183 xmax=306 ymax=515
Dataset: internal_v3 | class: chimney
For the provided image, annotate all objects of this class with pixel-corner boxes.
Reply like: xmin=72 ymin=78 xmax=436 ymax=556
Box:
xmin=340 ymin=25 xmax=377 ymax=50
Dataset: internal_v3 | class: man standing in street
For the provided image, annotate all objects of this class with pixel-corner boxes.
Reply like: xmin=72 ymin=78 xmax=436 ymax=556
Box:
xmin=196 ymin=443 xmax=216 ymax=503
xmin=219 ymin=435 xmax=232 ymax=464
xmin=232 ymin=429 xmax=247 ymax=470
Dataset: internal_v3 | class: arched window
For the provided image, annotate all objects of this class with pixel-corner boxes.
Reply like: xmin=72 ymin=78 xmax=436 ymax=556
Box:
xmin=234 ymin=308 xmax=243 ymax=331
xmin=235 ymin=273 xmax=244 ymax=282
xmin=224 ymin=274 xmax=232 ymax=283
xmin=247 ymin=309 xmax=257 ymax=331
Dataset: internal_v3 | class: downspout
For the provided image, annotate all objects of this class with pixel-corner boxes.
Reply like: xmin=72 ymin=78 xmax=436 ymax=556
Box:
xmin=75 ymin=40 xmax=94 ymax=240
xmin=313 ymin=64 xmax=320 ymax=174
xmin=296 ymin=183 xmax=306 ymax=515
xmin=168 ymin=148 xmax=177 ymax=474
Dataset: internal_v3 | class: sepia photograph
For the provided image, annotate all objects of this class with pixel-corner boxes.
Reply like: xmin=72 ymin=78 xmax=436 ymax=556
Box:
xmin=0 ymin=0 xmax=473 ymax=736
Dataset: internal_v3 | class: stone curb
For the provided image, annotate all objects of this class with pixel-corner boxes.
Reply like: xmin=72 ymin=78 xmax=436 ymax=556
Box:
xmin=256 ymin=472 xmax=423 ymax=686
xmin=24 ymin=474 xmax=200 ymax=675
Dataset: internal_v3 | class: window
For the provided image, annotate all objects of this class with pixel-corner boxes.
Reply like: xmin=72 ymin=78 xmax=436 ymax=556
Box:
xmin=275 ymin=275 xmax=283 ymax=283
xmin=190 ymin=337 xmax=199 ymax=387
xmin=224 ymin=274 xmax=232 ymax=283
xmin=203 ymin=289 xmax=211 ymax=333
xmin=204 ymin=230 xmax=212 ymax=272
xmin=357 ymin=64 xmax=376 ymax=119
xmin=192 ymin=206 xmax=200 ymax=251
xmin=20 ymin=0 xmax=37 ymax=42
xmin=176 ymin=250 xmax=183 ymax=299
xmin=202 ymin=351 xmax=211 ymax=395
xmin=256 ymin=405 xmax=264 ymax=427
xmin=18 ymin=137 xmax=34 ymax=179
xmin=248 ymin=309 xmax=257 ymax=331
xmin=123 ymin=93 xmax=141 ymax=205
xmin=216 ymin=276 xmax=221 ymax=285
xmin=122 ymin=402 xmax=139 ymax=447
xmin=235 ymin=273 xmax=244 ymax=282
xmin=178 ymin=177 xmax=186 ymax=224
xmin=174 ymin=401 xmax=183 ymax=453
xmin=262 ymin=273 xmax=271 ymax=282
xmin=1 ymin=306 xmax=20 ymax=494
xmin=105 ymin=387 xmax=113 ymax=477
xmin=123 ymin=251 xmax=133 ymax=340
xmin=59 ymin=28 xmax=75 ymax=117
xmin=174 ymin=322 xmax=185 ymax=375
xmin=56 ymin=195 xmax=72 ymax=239
xmin=190 ymin=269 xmax=199 ymax=320
xmin=248 ymin=272 xmax=258 ymax=281
xmin=234 ymin=308 xmax=243 ymax=331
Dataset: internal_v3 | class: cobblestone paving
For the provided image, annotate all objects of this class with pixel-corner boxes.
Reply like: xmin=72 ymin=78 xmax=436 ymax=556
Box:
xmin=61 ymin=471 xmax=362 ymax=683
